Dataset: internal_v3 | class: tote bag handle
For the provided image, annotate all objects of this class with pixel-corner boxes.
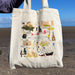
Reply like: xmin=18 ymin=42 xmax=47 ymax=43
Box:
xmin=42 ymin=0 xmax=49 ymax=8
xmin=24 ymin=0 xmax=49 ymax=10
xmin=24 ymin=0 xmax=31 ymax=10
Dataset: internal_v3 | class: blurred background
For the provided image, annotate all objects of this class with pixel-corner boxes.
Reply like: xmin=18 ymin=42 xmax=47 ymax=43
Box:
xmin=0 ymin=0 xmax=75 ymax=28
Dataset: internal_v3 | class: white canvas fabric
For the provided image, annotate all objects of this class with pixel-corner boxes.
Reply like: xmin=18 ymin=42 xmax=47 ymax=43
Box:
xmin=10 ymin=0 xmax=63 ymax=69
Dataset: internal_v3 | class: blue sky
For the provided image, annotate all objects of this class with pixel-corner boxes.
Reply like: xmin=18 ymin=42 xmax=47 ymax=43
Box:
xmin=0 ymin=0 xmax=75 ymax=28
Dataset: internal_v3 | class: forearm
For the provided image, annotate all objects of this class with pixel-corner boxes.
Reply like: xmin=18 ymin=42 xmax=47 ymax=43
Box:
xmin=0 ymin=0 xmax=24 ymax=13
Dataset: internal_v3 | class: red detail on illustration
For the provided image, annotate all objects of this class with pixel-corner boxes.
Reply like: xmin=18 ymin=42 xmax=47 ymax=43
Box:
xmin=32 ymin=33 xmax=33 ymax=36
xmin=44 ymin=30 xmax=46 ymax=34
xmin=37 ymin=32 xmax=39 ymax=35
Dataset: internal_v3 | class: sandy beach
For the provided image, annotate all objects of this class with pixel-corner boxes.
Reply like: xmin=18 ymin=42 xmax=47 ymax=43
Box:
xmin=0 ymin=27 xmax=75 ymax=75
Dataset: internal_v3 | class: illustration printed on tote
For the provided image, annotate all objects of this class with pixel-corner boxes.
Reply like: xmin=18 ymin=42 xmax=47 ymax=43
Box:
xmin=20 ymin=21 xmax=56 ymax=57
xmin=22 ymin=22 xmax=34 ymax=31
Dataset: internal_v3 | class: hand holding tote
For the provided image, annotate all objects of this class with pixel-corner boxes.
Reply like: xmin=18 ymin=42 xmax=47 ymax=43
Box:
xmin=0 ymin=0 xmax=24 ymax=13
xmin=10 ymin=0 xmax=63 ymax=69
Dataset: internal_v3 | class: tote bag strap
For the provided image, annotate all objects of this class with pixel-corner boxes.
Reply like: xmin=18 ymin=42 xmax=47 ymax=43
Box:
xmin=42 ymin=0 xmax=49 ymax=8
xmin=24 ymin=0 xmax=49 ymax=9
xmin=24 ymin=0 xmax=31 ymax=10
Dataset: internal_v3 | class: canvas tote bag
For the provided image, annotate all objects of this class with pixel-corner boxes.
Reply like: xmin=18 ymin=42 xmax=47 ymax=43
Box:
xmin=10 ymin=0 xmax=63 ymax=69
